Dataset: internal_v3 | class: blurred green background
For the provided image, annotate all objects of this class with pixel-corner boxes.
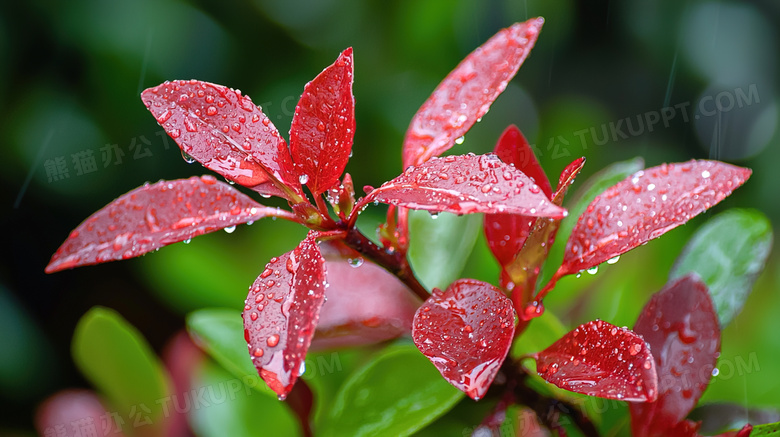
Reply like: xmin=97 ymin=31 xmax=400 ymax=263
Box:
xmin=2 ymin=0 xmax=779 ymax=434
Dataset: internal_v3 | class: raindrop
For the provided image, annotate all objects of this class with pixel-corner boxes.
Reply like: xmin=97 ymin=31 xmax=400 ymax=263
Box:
xmin=701 ymin=170 xmax=711 ymax=178
xmin=711 ymin=367 xmax=720 ymax=377
xmin=277 ymin=394 xmax=287 ymax=401
xmin=181 ymin=151 xmax=197 ymax=164
xmin=298 ymin=361 xmax=306 ymax=376
xmin=586 ymin=266 xmax=599 ymax=275
xmin=607 ymin=256 xmax=620 ymax=265
xmin=267 ymin=334 xmax=280 ymax=347
xmin=348 ymin=257 xmax=364 ymax=268
xmin=182 ymin=238 xmax=192 ymax=244
xmin=299 ymin=174 xmax=309 ymax=185
xmin=455 ymin=136 xmax=465 ymax=145
xmin=429 ymin=212 xmax=440 ymax=219
xmin=224 ymin=225 xmax=236 ymax=234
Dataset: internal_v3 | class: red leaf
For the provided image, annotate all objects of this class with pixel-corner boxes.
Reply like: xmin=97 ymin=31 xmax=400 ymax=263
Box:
xmin=326 ymin=173 xmax=356 ymax=219
xmin=311 ymin=243 xmax=421 ymax=350
xmin=242 ymin=234 xmax=327 ymax=399
xmin=536 ymin=320 xmax=658 ymax=402
xmin=630 ymin=274 xmax=721 ymax=437
xmin=484 ymin=125 xmax=552 ymax=267
xmin=290 ymin=48 xmax=355 ymax=195
xmin=141 ymin=80 xmax=300 ymax=199
xmin=46 ymin=176 xmax=293 ymax=273
xmin=506 ymin=157 xmax=586 ymax=318
xmin=412 ymin=279 xmax=515 ymax=400
xmin=556 ymin=160 xmax=751 ymax=278
xmin=363 ymin=154 xmax=566 ymax=218
xmin=402 ymin=18 xmax=544 ymax=168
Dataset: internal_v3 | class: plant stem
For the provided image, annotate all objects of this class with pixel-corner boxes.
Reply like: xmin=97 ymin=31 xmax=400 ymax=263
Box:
xmin=501 ymin=359 xmax=600 ymax=437
xmin=342 ymin=226 xmax=430 ymax=301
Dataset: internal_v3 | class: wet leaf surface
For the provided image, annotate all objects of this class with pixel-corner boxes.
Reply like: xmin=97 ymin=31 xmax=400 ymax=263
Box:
xmin=630 ymin=274 xmax=721 ymax=437
xmin=670 ymin=208 xmax=773 ymax=327
xmin=290 ymin=48 xmax=355 ymax=195
xmin=46 ymin=176 xmax=293 ymax=273
xmin=484 ymin=125 xmax=552 ymax=268
xmin=402 ymin=18 xmax=544 ymax=168
xmin=412 ymin=279 xmax=515 ymax=400
xmin=557 ymin=160 xmax=751 ymax=278
xmin=536 ymin=320 xmax=658 ymax=402
xmin=141 ymin=80 xmax=300 ymax=197
xmin=242 ymin=233 xmax=327 ymax=399
xmin=365 ymin=154 xmax=566 ymax=219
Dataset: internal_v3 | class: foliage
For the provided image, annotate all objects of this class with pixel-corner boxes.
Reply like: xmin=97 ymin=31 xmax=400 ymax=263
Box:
xmin=44 ymin=17 xmax=775 ymax=437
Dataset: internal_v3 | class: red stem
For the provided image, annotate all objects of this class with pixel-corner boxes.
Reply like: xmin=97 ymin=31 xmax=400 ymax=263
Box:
xmin=341 ymin=226 xmax=429 ymax=301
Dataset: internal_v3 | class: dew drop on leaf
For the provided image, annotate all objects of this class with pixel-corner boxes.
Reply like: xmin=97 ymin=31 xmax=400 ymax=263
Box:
xmin=181 ymin=150 xmax=197 ymax=164
xmin=224 ymin=225 xmax=236 ymax=234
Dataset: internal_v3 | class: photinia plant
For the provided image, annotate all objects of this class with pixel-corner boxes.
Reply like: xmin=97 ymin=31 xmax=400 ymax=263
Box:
xmin=46 ymin=17 xmax=775 ymax=436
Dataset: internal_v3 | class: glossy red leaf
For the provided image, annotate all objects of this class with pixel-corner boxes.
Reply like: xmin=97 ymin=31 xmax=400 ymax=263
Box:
xmin=630 ymin=274 xmax=721 ymax=437
xmin=141 ymin=80 xmax=300 ymax=198
xmin=412 ymin=279 xmax=515 ymax=400
xmin=45 ymin=176 xmax=293 ymax=273
xmin=402 ymin=18 xmax=544 ymax=168
xmin=311 ymin=243 xmax=421 ymax=350
xmin=363 ymin=154 xmax=566 ymax=219
xmin=555 ymin=160 xmax=751 ymax=278
xmin=242 ymin=234 xmax=327 ymax=399
xmin=290 ymin=48 xmax=355 ymax=195
xmin=536 ymin=320 xmax=658 ymax=402
xmin=484 ymin=125 xmax=553 ymax=267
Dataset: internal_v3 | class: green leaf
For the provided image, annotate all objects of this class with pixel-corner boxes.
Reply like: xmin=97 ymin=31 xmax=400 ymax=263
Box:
xmin=540 ymin=157 xmax=644 ymax=288
xmin=188 ymin=360 xmax=299 ymax=437
xmin=72 ymin=307 xmax=170 ymax=423
xmin=320 ymin=343 xmax=464 ymax=437
xmin=186 ymin=308 xmax=276 ymax=397
xmin=751 ymin=421 xmax=780 ymax=436
xmin=670 ymin=209 xmax=773 ymax=327
xmin=408 ymin=210 xmax=482 ymax=291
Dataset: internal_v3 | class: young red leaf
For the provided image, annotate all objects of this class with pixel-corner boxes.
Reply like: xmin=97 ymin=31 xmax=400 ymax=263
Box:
xmin=402 ymin=18 xmax=544 ymax=168
xmin=506 ymin=158 xmax=586 ymax=317
xmin=326 ymin=173 xmax=356 ymax=220
xmin=45 ymin=176 xmax=294 ymax=273
xmin=290 ymin=48 xmax=355 ymax=195
xmin=536 ymin=320 xmax=658 ymax=402
xmin=141 ymin=80 xmax=300 ymax=199
xmin=311 ymin=248 xmax=421 ymax=351
xmin=362 ymin=154 xmax=566 ymax=218
xmin=484 ymin=125 xmax=553 ymax=267
xmin=629 ymin=274 xmax=721 ymax=437
xmin=412 ymin=279 xmax=515 ymax=400
xmin=242 ymin=233 xmax=327 ymax=399
xmin=554 ymin=160 xmax=751 ymax=279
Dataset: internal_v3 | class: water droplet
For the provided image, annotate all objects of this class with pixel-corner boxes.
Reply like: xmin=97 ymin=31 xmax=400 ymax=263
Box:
xmin=629 ymin=343 xmax=642 ymax=356
xmin=181 ymin=151 xmax=196 ymax=164
xmin=455 ymin=136 xmax=465 ymax=145
xmin=299 ymin=174 xmax=309 ymax=184
xmin=348 ymin=257 xmax=364 ymax=268
xmin=298 ymin=361 xmax=306 ymax=376
xmin=277 ymin=394 xmax=287 ymax=401
xmin=607 ymin=255 xmax=620 ymax=265
xmin=224 ymin=225 xmax=236 ymax=234
xmin=267 ymin=334 xmax=280 ymax=347
xmin=429 ymin=212 xmax=440 ymax=219
xmin=711 ymin=367 xmax=719 ymax=377
xmin=586 ymin=266 xmax=599 ymax=275
xmin=701 ymin=170 xmax=711 ymax=178
xmin=182 ymin=238 xmax=191 ymax=244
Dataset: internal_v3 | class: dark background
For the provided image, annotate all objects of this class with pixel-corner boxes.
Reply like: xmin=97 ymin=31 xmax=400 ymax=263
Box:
xmin=2 ymin=0 xmax=779 ymax=434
